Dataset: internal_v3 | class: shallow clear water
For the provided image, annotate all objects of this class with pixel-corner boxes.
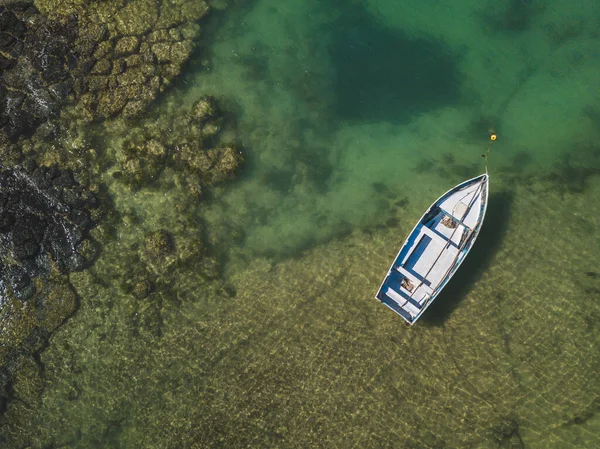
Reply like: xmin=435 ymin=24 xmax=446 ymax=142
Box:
xmin=7 ymin=0 xmax=600 ymax=447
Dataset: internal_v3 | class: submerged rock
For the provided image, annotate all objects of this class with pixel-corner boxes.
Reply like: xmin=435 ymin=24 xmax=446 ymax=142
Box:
xmin=11 ymin=355 xmax=44 ymax=405
xmin=212 ymin=144 xmax=243 ymax=178
xmin=180 ymin=143 xmax=243 ymax=183
xmin=34 ymin=0 xmax=210 ymax=120
xmin=190 ymin=95 xmax=218 ymax=123
xmin=0 ymin=0 xmax=211 ymax=144
xmin=0 ymin=3 xmax=83 ymax=142
xmin=145 ymin=229 xmax=173 ymax=259
xmin=113 ymin=95 xmax=242 ymax=192
xmin=131 ymin=279 xmax=153 ymax=300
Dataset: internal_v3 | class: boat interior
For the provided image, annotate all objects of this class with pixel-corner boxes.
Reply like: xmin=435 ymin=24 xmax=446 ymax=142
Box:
xmin=377 ymin=177 xmax=486 ymax=323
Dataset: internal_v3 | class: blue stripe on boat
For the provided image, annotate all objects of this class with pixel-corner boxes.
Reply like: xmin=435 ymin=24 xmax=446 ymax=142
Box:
xmin=376 ymin=290 xmax=413 ymax=322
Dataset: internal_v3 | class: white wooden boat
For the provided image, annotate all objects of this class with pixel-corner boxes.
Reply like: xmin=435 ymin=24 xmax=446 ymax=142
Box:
xmin=375 ymin=173 xmax=489 ymax=325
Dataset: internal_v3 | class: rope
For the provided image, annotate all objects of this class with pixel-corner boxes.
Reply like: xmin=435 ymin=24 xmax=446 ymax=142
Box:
xmin=484 ymin=131 xmax=497 ymax=174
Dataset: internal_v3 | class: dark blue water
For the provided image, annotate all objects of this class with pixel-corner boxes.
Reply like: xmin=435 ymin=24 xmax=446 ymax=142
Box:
xmin=329 ymin=9 xmax=462 ymax=122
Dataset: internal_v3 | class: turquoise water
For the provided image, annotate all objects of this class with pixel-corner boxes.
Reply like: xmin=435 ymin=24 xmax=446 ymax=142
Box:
xmin=4 ymin=0 xmax=600 ymax=447
xmin=184 ymin=0 xmax=600 ymax=264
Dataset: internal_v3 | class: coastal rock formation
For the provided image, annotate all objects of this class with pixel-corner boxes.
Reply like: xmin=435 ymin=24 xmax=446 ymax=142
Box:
xmin=35 ymin=0 xmax=210 ymax=120
xmin=0 ymin=3 xmax=84 ymax=142
xmin=0 ymin=164 xmax=100 ymax=283
xmin=0 ymin=0 xmax=210 ymax=144
xmin=0 ymin=163 xmax=102 ymax=411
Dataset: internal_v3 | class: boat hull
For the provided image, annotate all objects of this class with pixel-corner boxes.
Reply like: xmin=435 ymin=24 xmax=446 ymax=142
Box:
xmin=375 ymin=174 xmax=489 ymax=325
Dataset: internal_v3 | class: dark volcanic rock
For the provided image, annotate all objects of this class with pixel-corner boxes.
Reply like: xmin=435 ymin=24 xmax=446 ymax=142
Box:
xmin=0 ymin=4 xmax=82 ymax=142
xmin=0 ymin=164 xmax=100 ymax=298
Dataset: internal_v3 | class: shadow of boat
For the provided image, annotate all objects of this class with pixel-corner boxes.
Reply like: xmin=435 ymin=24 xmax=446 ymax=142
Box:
xmin=421 ymin=191 xmax=514 ymax=327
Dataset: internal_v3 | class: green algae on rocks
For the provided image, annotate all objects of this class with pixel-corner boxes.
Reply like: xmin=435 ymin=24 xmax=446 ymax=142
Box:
xmin=34 ymin=0 xmax=210 ymax=120
xmin=112 ymin=95 xmax=243 ymax=191
xmin=1 ymin=0 xmax=211 ymax=147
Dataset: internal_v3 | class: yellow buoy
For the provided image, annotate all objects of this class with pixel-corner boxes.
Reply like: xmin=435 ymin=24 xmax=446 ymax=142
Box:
xmin=483 ymin=130 xmax=496 ymax=173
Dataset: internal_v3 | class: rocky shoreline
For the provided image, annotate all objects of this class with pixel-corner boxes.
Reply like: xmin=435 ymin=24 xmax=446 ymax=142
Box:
xmin=0 ymin=0 xmax=242 ymax=437
xmin=1 ymin=0 xmax=209 ymax=141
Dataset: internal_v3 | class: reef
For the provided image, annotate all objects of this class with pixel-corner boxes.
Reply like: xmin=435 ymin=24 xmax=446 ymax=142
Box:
xmin=0 ymin=0 xmax=228 ymax=386
xmin=0 ymin=0 xmax=242 ymax=443
xmin=0 ymin=0 xmax=210 ymax=146
xmin=113 ymin=95 xmax=243 ymax=192
xmin=35 ymin=0 xmax=210 ymax=121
